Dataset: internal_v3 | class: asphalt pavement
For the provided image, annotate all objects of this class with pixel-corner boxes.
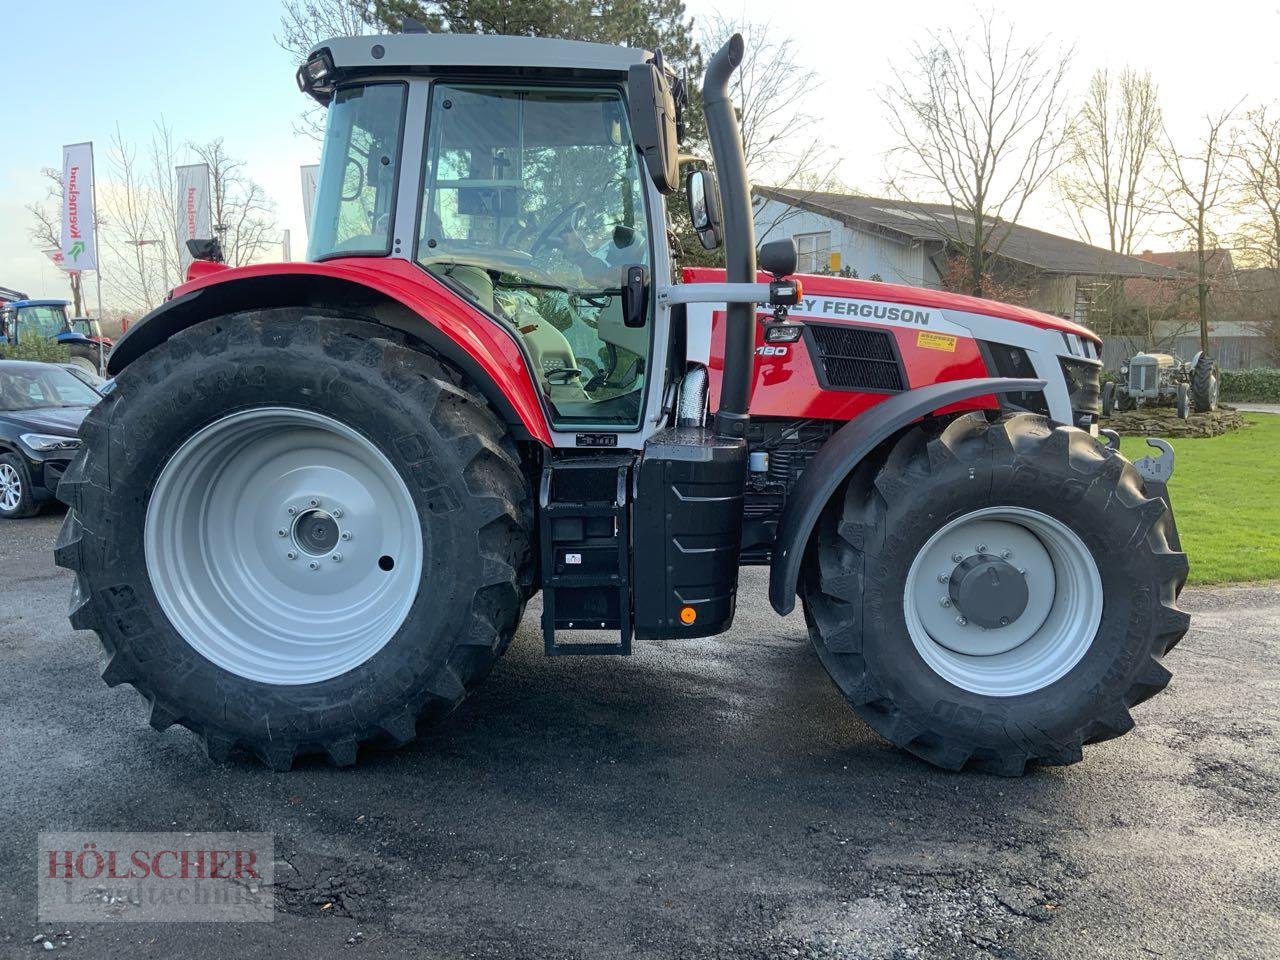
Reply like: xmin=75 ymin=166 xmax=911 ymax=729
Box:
xmin=1 ymin=509 xmax=1278 ymax=959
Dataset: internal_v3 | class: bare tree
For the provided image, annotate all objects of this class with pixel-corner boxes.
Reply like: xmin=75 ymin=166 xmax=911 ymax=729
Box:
xmin=1157 ymin=109 xmax=1237 ymax=354
xmin=191 ymin=140 xmax=278 ymax=267
xmin=1059 ymin=68 xmax=1164 ymax=255
xmin=1233 ymin=105 xmax=1280 ymax=270
xmin=99 ymin=126 xmax=168 ymax=313
xmin=882 ymin=15 xmax=1071 ymax=297
xmin=25 ymin=169 xmax=87 ymax=314
xmin=695 ymin=16 xmax=843 ymax=245
xmin=1232 ymin=105 xmax=1280 ymax=352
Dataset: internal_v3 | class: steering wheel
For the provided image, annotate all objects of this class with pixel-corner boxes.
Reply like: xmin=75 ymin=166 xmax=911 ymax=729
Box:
xmin=530 ymin=202 xmax=587 ymax=258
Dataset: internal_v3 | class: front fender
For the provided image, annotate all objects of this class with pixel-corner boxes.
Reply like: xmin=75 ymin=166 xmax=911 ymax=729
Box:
xmin=768 ymin=377 xmax=1046 ymax=615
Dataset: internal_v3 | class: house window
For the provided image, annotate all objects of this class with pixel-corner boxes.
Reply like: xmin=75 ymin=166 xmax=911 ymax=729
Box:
xmin=794 ymin=232 xmax=831 ymax=273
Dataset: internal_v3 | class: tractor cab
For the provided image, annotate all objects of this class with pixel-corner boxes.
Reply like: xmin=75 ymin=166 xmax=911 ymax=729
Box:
xmin=303 ymin=36 xmax=671 ymax=434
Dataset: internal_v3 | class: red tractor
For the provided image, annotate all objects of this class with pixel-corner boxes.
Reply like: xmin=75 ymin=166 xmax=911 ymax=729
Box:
xmin=56 ymin=32 xmax=1188 ymax=774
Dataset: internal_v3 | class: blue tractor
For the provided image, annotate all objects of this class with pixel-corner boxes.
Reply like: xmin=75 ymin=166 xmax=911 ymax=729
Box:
xmin=0 ymin=294 xmax=110 ymax=376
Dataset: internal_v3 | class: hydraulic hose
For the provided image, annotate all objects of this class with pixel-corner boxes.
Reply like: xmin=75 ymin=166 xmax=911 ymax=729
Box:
xmin=702 ymin=34 xmax=756 ymax=439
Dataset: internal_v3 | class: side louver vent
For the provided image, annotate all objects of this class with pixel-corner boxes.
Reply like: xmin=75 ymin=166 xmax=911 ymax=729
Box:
xmin=806 ymin=324 xmax=906 ymax=392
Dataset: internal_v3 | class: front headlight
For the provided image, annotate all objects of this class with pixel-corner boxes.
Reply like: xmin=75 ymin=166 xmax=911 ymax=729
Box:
xmin=20 ymin=433 xmax=81 ymax=452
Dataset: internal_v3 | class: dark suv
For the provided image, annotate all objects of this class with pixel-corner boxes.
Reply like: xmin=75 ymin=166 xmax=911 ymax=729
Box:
xmin=0 ymin=360 xmax=102 ymax=519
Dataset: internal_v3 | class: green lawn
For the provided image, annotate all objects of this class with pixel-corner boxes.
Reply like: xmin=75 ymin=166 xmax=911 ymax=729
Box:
xmin=1120 ymin=415 xmax=1280 ymax=585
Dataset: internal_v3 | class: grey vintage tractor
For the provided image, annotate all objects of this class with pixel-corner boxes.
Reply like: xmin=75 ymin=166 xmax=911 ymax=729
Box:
xmin=1103 ymin=351 xmax=1220 ymax=419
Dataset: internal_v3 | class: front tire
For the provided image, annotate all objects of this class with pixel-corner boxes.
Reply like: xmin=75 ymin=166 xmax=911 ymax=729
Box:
xmin=0 ymin=453 xmax=41 ymax=519
xmin=801 ymin=413 xmax=1188 ymax=775
xmin=55 ymin=311 xmax=533 ymax=769
xmin=1101 ymin=380 xmax=1115 ymax=418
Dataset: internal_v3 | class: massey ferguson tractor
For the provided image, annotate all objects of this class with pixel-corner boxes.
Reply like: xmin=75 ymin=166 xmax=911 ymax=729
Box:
xmin=55 ymin=32 xmax=1189 ymax=775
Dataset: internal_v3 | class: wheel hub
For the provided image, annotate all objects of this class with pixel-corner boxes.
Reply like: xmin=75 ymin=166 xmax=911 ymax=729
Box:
xmin=948 ymin=553 xmax=1029 ymax=629
xmin=292 ymin=507 xmax=341 ymax=556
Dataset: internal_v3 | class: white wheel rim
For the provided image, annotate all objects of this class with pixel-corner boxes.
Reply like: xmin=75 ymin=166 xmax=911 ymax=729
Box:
xmin=0 ymin=463 xmax=21 ymax=512
xmin=903 ymin=507 xmax=1103 ymax=697
xmin=144 ymin=407 xmax=424 ymax=686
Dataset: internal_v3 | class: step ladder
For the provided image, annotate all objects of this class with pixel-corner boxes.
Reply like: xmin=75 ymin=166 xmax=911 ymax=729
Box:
xmin=538 ymin=455 xmax=635 ymax=655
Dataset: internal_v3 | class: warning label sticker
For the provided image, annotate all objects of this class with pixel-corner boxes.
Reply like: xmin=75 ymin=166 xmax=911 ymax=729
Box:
xmin=916 ymin=331 xmax=958 ymax=352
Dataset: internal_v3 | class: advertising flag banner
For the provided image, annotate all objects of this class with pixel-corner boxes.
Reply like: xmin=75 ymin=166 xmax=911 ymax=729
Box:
xmin=61 ymin=143 xmax=97 ymax=272
xmin=301 ymin=164 xmax=320 ymax=233
xmin=43 ymin=248 xmax=76 ymax=274
xmin=176 ymin=163 xmax=213 ymax=274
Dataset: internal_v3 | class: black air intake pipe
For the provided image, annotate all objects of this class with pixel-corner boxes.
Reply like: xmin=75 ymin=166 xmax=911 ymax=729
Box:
xmin=703 ymin=34 xmax=756 ymax=439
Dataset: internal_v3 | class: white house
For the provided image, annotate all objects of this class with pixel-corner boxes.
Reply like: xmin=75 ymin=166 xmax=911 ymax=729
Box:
xmin=753 ymin=188 xmax=1179 ymax=323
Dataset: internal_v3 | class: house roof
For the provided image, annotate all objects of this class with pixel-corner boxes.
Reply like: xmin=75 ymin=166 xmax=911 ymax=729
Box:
xmin=755 ymin=188 xmax=1182 ymax=280
xmin=1137 ymin=248 xmax=1234 ymax=276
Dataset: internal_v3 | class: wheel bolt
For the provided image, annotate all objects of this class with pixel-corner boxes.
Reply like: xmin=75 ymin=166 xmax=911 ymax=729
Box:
xmin=999 ymin=616 xmax=1010 ymax=626
xmin=286 ymin=551 xmax=297 ymax=560
xmin=937 ymin=573 xmax=949 ymax=583
xmin=952 ymin=552 xmax=964 ymax=563
xmin=309 ymin=498 xmax=320 ymax=508
xmin=341 ymin=531 xmax=352 ymax=541
xmin=955 ymin=616 xmax=968 ymax=626
xmin=309 ymin=561 xmax=320 ymax=571
xmin=277 ymin=529 xmax=287 ymax=537
xmin=977 ymin=543 xmax=987 ymax=553
xmin=1019 ymin=568 xmax=1028 ymax=577
xmin=332 ymin=509 xmax=343 ymax=519
xmin=1001 ymin=549 xmax=1013 ymax=559
xmin=287 ymin=507 xmax=297 ymax=516
xmin=331 ymin=553 xmax=342 ymax=563
xmin=939 ymin=597 xmax=951 ymax=608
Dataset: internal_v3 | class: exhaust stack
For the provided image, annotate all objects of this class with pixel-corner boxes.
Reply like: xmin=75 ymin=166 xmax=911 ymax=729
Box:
xmin=702 ymin=35 xmax=756 ymax=439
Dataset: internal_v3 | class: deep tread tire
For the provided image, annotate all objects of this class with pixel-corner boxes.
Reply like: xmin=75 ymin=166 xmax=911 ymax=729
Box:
xmin=55 ymin=310 xmax=533 ymax=769
xmin=801 ymin=412 xmax=1189 ymax=776
xmin=0 ymin=452 xmax=42 ymax=519
xmin=1191 ymin=354 xmax=1219 ymax=413
xmin=1101 ymin=380 xmax=1115 ymax=418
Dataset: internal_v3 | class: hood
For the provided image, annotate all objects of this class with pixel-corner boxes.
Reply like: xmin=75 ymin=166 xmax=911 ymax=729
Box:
xmin=682 ymin=268 xmax=1102 ymax=344
xmin=2 ymin=406 xmax=91 ymax=436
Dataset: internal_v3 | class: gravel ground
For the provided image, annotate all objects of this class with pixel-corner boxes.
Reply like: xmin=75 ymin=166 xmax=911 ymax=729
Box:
xmin=1 ymin=509 xmax=1278 ymax=959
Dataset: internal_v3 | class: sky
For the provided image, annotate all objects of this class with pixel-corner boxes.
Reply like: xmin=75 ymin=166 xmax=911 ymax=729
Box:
xmin=2 ymin=0 xmax=1278 ymax=305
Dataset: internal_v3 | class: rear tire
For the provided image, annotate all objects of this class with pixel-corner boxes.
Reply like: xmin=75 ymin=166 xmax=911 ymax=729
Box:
xmin=55 ymin=310 xmax=534 ymax=769
xmin=1101 ymin=380 xmax=1115 ymax=418
xmin=1176 ymin=382 xmax=1190 ymax=419
xmin=1191 ymin=353 xmax=1219 ymax=413
xmin=801 ymin=413 xmax=1188 ymax=775
xmin=66 ymin=351 xmax=100 ymax=378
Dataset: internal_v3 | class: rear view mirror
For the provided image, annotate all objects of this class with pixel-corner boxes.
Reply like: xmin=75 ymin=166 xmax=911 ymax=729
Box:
xmin=685 ymin=169 xmax=723 ymax=251
xmin=628 ymin=54 xmax=680 ymax=194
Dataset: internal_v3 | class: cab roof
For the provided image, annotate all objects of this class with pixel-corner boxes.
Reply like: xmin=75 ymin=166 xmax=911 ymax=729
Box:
xmin=6 ymin=299 xmax=69 ymax=309
xmin=311 ymin=33 xmax=649 ymax=79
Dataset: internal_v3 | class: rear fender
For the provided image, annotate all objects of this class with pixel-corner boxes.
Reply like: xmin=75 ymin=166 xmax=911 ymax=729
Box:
xmin=107 ymin=260 xmax=552 ymax=445
xmin=768 ymin=377 xmax=1046 ymax=615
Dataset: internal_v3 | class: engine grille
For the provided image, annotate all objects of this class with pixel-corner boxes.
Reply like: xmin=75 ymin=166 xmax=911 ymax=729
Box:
xmin=806 ymin=324 xmax=905 ymax=392
xmin=1129 ymin=363 xmax=1155 ymax=393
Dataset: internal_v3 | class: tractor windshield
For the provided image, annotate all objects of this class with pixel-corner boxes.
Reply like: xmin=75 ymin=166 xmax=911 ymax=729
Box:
xmin=417 ymin=84 xmax=652 ymax=429
xmin=16 ymin=304 xmax=69 ymax=340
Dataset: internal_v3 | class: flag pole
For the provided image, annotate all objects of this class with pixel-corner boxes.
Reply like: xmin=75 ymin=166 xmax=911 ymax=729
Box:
xmin=90 ymin=141 xmax=105 ymax=375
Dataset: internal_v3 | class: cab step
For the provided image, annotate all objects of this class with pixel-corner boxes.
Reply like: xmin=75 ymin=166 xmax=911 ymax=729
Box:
xmin=538 ymin=455 xmax=636 ymax=655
